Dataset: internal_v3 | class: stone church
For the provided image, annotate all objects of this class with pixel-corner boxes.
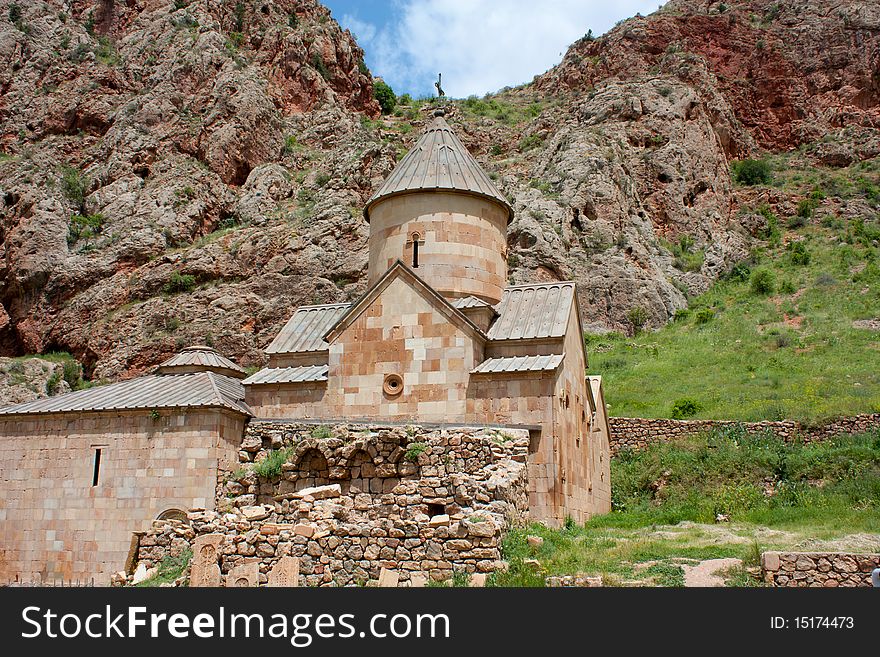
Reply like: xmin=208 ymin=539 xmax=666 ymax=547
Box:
xmin=0 ymin=110 xmax=610 ymax=584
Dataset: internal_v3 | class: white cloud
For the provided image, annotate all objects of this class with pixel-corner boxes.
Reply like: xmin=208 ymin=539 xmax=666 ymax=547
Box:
xmin=340 ymin=0 xmax=659 ymax=98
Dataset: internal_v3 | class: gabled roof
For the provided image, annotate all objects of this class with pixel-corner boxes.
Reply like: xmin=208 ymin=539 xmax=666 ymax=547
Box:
xmin=155 ymin=345 xmax=246 ymax=379
xmin=471 ymin=354 xmax=564 ymax=375
xmin=364 ymin=111 xmax=513 ymax=222
xmin=265 ymin=303 xmax=351 ymax=354
xmin=0 ymin=372 xmax=252 ymax=417
xmin=243 ymin=365 xmax=329 ymax=386
xmin=452 ymin=295 xmax=493 ymax=311
xmin=487 ymin=282 xmax=576 ymax=341
xmin=324 ymin=260 xmax=486 ymax=344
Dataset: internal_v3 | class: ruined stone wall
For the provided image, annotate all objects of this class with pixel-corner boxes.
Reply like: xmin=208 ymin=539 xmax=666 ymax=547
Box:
xmin=0 ymin=408 xmax=246 ymax=584
xmin=762 ymin=551 xmax=880 ymax=587
xmin=608 ymin=414 xmax=880 ymax=455
xmin=130 ymin=422 xmax=530 ymax=586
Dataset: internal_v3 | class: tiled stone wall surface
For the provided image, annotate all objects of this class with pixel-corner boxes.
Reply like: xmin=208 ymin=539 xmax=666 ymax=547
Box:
xmin=762 ymin=551 xmax=880 ymax=587
xmin=0 ymin=409 xmax=245 ymax=584
xmin=608 ymin=414 xmax=880 ymax=455
xmin=131 ymin=423 xmax=530 ymax=586
xmin=325 ymin=276 xmax=483 ymax=421
xmin=368 ymin=193 xmax=509 ymax=305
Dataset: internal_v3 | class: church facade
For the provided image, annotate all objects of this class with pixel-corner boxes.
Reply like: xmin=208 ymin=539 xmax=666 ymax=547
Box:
xmin=242 ymin=111 xmax=611 ymax=524
xmin=0 ymin=111 xmax=610 ymax=584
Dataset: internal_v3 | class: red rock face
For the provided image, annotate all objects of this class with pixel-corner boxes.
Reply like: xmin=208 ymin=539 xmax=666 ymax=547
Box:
xmin=536 ymin=0 xmax=880 ymax=153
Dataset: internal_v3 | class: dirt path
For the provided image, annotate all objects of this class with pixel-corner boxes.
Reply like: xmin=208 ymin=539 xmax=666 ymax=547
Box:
xmin=682 ymin=558 xmax=742 ymax=587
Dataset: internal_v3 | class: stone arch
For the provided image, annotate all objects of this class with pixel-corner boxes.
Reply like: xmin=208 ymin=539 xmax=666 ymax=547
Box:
xmin=293 ymin=448 xmax=329 ymax=491
xmin=156 ymin=508 xmax=188 ymax=522
xmin=343 ymin=449 xmax=377 ymax=494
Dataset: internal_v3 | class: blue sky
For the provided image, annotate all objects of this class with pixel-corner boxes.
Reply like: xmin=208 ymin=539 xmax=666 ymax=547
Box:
xmin=323 ymin=1 xmax=660 ymax=98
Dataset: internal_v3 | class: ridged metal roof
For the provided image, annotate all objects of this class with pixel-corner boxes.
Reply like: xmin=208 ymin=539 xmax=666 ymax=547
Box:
xmin=487 ymin=282 xmax=575 ymax=341
xmin=471 ymin=354 xmax=564 ymax=374
xmin=0 ymin=372 xmax=251 ymax=416
xmin=364 ymin=111 xmax=512 ymax=222
xmin=155 ymin=345 xmax=246 ymax=378
xmin=265 ymin=304 xmax=351 ymax=354
xmin=452 ymin=295 xmax=492 ymax=310
xmin=243 ymin=365 xmax=329 ymax=386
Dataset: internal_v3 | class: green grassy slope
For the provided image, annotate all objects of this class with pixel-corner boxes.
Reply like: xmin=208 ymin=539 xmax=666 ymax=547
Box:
xmin=490 ymin=429 xmax=880 ymax=586
xmin=590 ymin=157 xmax=880 ymax=422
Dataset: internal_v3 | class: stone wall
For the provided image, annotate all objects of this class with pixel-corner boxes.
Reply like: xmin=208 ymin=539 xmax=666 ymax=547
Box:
xmin=608 ymin=414 xmax=880 ymax=455
xmin=762 ymin=551 xmax=880 ymax=587
xmin=129 ymin=422 xmax=530 ymax=586
xmin=0 ymin=408 xmax=246 ymax=584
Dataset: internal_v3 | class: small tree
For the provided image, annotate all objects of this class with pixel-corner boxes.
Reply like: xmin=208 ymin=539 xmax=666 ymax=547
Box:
xmin=731 ymin=159 xmax=772 ymax=186
xmin=373 ymin=79 xmax=396 ymax=114
xmin=750 ymin=268 xmax=776 ymax=295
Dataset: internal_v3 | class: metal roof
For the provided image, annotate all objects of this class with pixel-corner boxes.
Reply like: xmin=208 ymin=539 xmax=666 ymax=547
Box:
xmin=364 ymin=111 xmax=512 ymax=222
xmin=265 ymin=304 xmax=351 ymax=354
xmin=0 ymin=372 xmax=251 ymax=416
xmin=452 ymin=295 xmax=493 ymax=310
xmin=487 ymin=282 xmax=576 ymax=341
xmin=155 ymin=345 xmax=246 ymax=378
xmin=243 ymin=365 xmax=329 ymax=386
xmin=471 ymin=354 xmax=564 ymax=375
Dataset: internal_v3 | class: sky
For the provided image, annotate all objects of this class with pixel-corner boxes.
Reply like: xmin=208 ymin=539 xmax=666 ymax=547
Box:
xmin=323 ymin=0 xmax=660 ymax=98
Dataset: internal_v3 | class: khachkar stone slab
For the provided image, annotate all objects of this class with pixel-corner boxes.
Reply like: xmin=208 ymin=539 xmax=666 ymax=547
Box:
xmin=190 ymin=534 xmax=223 ymax=587
xmin=268 ymin=556 xmax=300 ymax=587
xmin=227 ymin=562 xmax=260 ymax=587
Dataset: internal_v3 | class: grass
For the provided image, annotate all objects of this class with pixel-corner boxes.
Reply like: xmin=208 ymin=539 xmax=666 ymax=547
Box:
xmin=490 ymin=429 xmax=879 ymax=586
xmin=252 ymin=447 xmax=293 ymax=479
xmin=591 ymin=216 xmax=880 ymax=422
xmin=135 ymin=549 xmax=192 ymax=587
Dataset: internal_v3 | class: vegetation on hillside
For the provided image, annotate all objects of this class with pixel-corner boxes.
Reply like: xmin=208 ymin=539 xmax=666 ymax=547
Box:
xmin=591 ymin=156 xmax=880 ymax=422
xmin=490 ymin=428 xmax=880 ymax=586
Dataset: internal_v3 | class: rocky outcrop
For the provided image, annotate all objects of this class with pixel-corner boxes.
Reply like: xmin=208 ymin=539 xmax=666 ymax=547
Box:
xmin=0 ymin=356 xmax=70 ymax=406
xmin=0 ymin=0 xmax=877 ymax=380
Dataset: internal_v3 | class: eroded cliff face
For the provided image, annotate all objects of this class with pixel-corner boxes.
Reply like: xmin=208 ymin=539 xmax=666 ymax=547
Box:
xmin=0 ymin=0 xmax=877 ymax=382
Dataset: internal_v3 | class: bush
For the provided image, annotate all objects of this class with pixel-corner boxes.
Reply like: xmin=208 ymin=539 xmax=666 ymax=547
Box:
xmin=373 ymin=79 xmax=396 ymax=114
xmin=405 ymin=442 xmax=427 ymax=462
xmin=694 ymin=307 xmax=715 ymax=324
xmin=253 ymin=448 xmax=293 ymax=479
xmin=750 ymin=268 xmax=776 ymax=295
xmin=731 ymin=159 xmax=772 ymax=185
xmin=787 ymin=241 xmax=811 ymax=266
xmin=310 ymin=425 xmax=332 ymax=439
xmin=67 ymin=213 xmax=106 ymax=245
xmin=627 ymin=306 xmax=648 ymax=334
xmin=671 ymin=398 xmax=700 ymax=419
xmin=726 ymin=261 xmax=751 ymax=282
xmin=164 ymin=271 xmax=196 ymax=294
xmin=60 ymin=165 xmax=88 ymax=210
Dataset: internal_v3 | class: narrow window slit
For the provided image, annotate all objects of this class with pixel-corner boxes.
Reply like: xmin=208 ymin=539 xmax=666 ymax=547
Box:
xmin=92 ymin=448 xmax=102 ymax=487
xmin=412 ymin=237 xmax=419 ymax=268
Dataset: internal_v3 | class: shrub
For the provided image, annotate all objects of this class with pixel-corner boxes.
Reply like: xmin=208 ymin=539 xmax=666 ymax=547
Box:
xmin=796 ymin=197 xmax=818 ymax=220
xmin=164 ymin=271 xmax=196 ymax=294
xmin=780 ymin=279 xmax=796 ymax=294
xmin=67 ymin=213 xmax=106 ymax=245
xmin=60 ymin=165 xmax=88 ymax=209
xmin=787 ymin=241 xmax=811 ymax=266
xmin=673 ymin=308 xmax=691 ymax=322
xmin=731 ymin=159 xmax=772 ymax=185
xmin=253 ymin=448 xmax=293 ymax=479
xmin=405 ymin=442 xmax=428 ymax=462
xmin=671 ymin=398 xmax=700 ymax=419
xmin=750 ymin=268 xmax=775 ymax=295
xmin=310 ymin=425 xmax=332 ymax=439
xmin=694 ymin=307 xmax=715 ymax=324
xmin=627 ymin=306 xmax=648 ymax=334
xmin=373 ymin=79 xmax=396 ymax=114
xmin=135 ymin=549 xmax=192 ymax=587
xmin=726 ymin=261 xmax=751 ymax=282
xmin=518 ymin=134 xmax=543 ymax=151
xmin=311 ymin=53 xmax=331 ymax=81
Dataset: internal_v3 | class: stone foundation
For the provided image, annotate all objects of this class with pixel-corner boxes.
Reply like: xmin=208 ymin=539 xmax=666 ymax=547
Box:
xmin=609 ymin=414 xmax=880 ymax=455
xmin=762 ymin=551 xmax=880 ymax=587
xmin=128 ymin=423 xmax=530 ymax=586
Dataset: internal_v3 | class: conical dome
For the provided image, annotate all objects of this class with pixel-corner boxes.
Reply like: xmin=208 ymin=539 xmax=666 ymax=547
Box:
xmin=364 ymin=111 xmax=512 ymax=222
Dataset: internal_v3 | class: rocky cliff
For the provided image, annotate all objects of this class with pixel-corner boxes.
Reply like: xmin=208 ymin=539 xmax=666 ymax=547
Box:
xmin=0 ymin=0 xmax=877 ymax=383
